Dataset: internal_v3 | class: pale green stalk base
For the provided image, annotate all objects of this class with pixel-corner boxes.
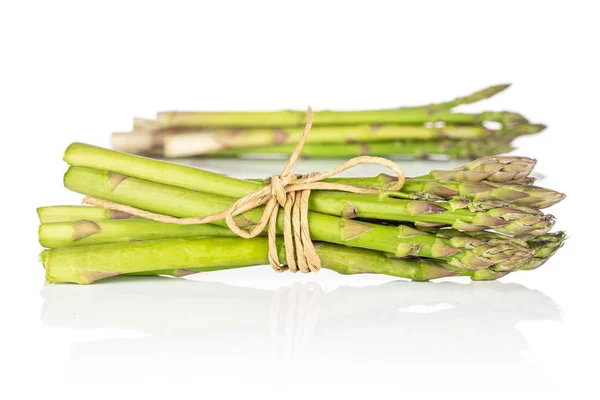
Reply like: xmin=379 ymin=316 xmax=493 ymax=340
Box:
xmin=315 ymin=175 xmax=566 ymax=209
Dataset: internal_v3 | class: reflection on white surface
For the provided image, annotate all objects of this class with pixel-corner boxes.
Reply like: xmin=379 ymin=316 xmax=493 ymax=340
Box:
xmin=41 ymin=278 xmax=560 ymax=363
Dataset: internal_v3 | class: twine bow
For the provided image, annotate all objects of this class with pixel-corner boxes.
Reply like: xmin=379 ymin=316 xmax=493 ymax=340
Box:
xmin=84 ymin=107 xmax=406 ymax=273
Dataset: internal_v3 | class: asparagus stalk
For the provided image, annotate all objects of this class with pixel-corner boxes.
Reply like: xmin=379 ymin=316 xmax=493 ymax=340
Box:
xmin=39 ymin=225 xmax=562 ymax=282
xmin=142 ymin=84 xmax=511 ymax=130
xmin=38 ymin=218 xmax=241 ymax=248
xmin=114 ymin=124 xmax=544 ymax=158
xmin=65 ymin=142 xmax=260 ymax=199
xmin=306 ymin=191 xmax=553 ymax=236
xmin=156 ymin=110 xmax=527 ymax=129
xmin=319 ymin=176 xmax=565 ymax=209
xmin=63 ymin=144 xmax=555 ymax=235
xmin=40 ymin=231 xmax=557 ymax=285
xmin=42 ymin=236 xmax=516 ymax=284
xmin=37 ymin=206 xmax=133 ymax=224
xmin=155 ymin=83 xmax=522 ymax=128
xmin=61 ymin=167 xmax=534 ymax=270
xmin=160 ymin=125 xmax=501 ymax=158
xmin=210 ymin=139 xmax=515 ymax=160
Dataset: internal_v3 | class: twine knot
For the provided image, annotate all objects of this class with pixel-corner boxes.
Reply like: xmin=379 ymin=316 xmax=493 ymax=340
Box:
xmin=84 ymin=107 xmax=406 ymax=273
xmin=270 ymin=174 xmax=289 ymax=207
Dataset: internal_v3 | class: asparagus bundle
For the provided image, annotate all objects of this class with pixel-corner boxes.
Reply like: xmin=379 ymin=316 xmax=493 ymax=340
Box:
xmin=62 ymin=144 xmax=556 ymax=235
xmin=110 ymin=84 xmax=545 ymax=159
xmin=38 ymin=143 xmax=565 ymax=284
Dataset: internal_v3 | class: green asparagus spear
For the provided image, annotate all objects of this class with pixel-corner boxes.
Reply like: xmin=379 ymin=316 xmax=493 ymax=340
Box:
xmin=156 ymin=108 xmax=525 ymax=129
xmin=150 ymin=84 xmax=515 ymax=129
xmin=37 ymin=206 xmax=133 ymax=224
xmin=210 ymin=139 xmax=515 ymax=159
xmin=38 ymin=218 xmax=240 ymax=248
xmin=320 ymin=176 xmax=565 ymax=209
xmin=38 ymin=237 xmax=487 ymax=284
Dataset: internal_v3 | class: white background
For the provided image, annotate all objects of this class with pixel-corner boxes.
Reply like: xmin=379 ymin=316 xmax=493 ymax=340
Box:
xmin=1 ymin=1 xmax=598 ymax=399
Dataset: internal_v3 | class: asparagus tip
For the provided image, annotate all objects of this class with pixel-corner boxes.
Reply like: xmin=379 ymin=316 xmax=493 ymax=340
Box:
xmin=506 ymin=123 xmax=547 ymax=136
xmin=530 ymin=123 xmax=547 ymax=133
xmin=488 ymin=83 xmax=511 ymax=95
xmin=455 ymin=83 xmax=513 ymax=106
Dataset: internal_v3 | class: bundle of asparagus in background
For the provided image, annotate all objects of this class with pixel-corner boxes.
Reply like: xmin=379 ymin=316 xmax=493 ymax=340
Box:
xmin=38 ymin=143 xmax=565 ymax=284
xmin=111 ymin=84 xmax=545 ymax=159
